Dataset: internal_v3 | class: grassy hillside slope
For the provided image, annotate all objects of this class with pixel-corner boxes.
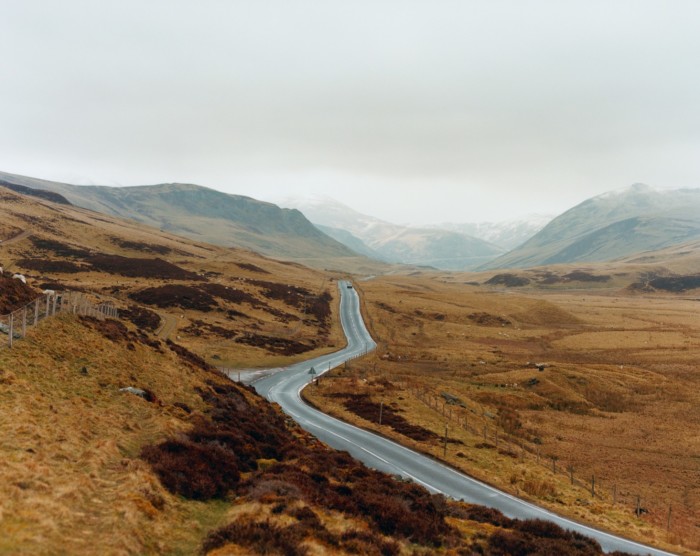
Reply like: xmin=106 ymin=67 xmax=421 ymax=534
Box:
xmin=0 ymin=189 xmax=623 ymax=555
xmin=0 ymin=171 xmax=384 ymax=270
xmin=485 ymin=184 xmax=700 ymax=269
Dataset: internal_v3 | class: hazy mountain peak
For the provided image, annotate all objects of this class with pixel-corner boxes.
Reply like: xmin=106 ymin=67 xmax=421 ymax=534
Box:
xmin=483 ymin=184 xmax=700 ymax=269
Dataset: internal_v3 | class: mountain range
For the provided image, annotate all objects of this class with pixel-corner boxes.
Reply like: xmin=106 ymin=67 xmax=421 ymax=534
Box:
xmin=0 ymin=171 xmax=363 ymax=267
xmin=279 ymin=196 xmax=506 ymax=270
xmin=432 ymin=216 xmax=554 ymax=251
xmin=3 ymin=170 xmax=700 ymax=273
xmin=483 ymin=183 xmax=700 ymax=269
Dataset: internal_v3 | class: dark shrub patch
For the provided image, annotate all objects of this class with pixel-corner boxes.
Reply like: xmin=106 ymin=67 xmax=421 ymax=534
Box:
xmin=485 ymin=274 xmax=530 ymax=287
xmin=166 ymin=339 xmax=214 ymax=370
xmin=173 ymin=401 xmax=192 ymax=413
xmin=648 ymin=274 xmax=700 ymax=292
xmin=0 ymin=274 xmax=39 ymax=313
xmin=202 ymin=518 xmax=307 ymax=556
xmin=249 ymin=279 xmax=312 ymax=309
xmin=468 ymin=312 xmax=511 ymax=327
xmin=87 ymin=255 xmax=202 ymax=280
xmin=307 ymin=291 xmax=332 ymax=327
xmin=141 ymin=438 xmax=239 ymax=500
xmin=109 ymin=237 xmax=172 ymax=255
xmin=484 ymin=519 xmax=604 ymax=556
xmin=562 ymin=271 xmax=610 ymax=283
xmin=29 ymin=237 xmax=91 ymax=258
xmin=200 ymin=282 xmax=259 ymax=305
xmin=236 ymin=332 xmax=316 ymax=355
xmin=120 ymin=305 xmax=161 ymax=331
xmin=459 ymin=504 xmax=513 ymax=527
xmin=17 ymin=258 xmax=85 ymax=273
xmin=130 ymin=284 xmax=217 ymax=311
xmin=338 ymin=393 xmax=444 ymax=443
xmin=81 ymin=317 xmax=131 ymax=343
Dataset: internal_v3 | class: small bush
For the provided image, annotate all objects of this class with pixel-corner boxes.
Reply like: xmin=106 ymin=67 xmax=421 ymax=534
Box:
xmin=141 ymin=438 xmax=239 ymax=500
xmin=202 ymin=518 xmax=308 ymax=556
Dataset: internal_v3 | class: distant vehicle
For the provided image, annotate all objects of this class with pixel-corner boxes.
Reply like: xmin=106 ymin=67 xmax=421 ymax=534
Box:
xmin=346 ymin=284 xmax=353 ymax=289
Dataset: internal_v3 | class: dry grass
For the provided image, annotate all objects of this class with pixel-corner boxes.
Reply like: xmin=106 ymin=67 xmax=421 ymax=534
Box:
xmin=307 ymin=275 xmax=700 ymax=555
xmin=0 ymin=187 xmax=345 ymax=369
xmin=0 ymin=189 xmax=644 ymax=555
xmin=0 ymin=314 xmax=231 ymax=555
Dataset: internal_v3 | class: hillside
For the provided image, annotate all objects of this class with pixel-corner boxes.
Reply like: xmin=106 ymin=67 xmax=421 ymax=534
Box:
xmin=484 ymin=184 xmax=700 ymax=269
xmin=0 ymin=170 xmax=380 ymax=269
xmin=0 ymin=186 xmax=348 ymax=369
xmin=281 ymin=196 xmax=504 ymax=270
xmin=0 ymin=187 xmax=623 ymax=555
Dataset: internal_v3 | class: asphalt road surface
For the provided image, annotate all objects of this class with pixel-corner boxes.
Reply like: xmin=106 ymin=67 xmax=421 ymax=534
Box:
xmin=253 ymin=281 xmax=675 ymax=556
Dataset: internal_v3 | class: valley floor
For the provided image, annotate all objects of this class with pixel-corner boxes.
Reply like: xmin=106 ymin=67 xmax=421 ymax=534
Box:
xmin=304 ymin=276 xmax=700 ymax=555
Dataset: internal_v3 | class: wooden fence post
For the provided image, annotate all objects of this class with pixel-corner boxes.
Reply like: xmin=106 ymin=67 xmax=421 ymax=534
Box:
xmin=22 ymin=307 xmax=27 ymax=337
xmin=34 ymin=298 xmax=39 ymax=325
xmin=8 ymin=313 xmax=13 ymax=348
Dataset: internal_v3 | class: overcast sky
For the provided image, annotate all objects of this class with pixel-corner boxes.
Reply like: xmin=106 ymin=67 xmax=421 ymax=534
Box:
xmin=2 ymin=1 xmax=699 ymax=224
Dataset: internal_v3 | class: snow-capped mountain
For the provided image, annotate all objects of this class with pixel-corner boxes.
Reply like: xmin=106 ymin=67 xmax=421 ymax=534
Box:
xmin=278 ymin=196 xmax=504 ymax=270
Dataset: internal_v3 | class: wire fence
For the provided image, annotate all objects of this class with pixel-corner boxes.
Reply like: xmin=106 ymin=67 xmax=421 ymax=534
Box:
xmin=0 ymin=290 xmax=118 ymax=348
xmin=396 ymin=378 xmax=689 ymax=545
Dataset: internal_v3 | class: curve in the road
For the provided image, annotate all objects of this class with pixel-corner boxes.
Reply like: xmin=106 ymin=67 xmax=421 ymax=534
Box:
xmin=253 ymin=280 xmax=675 ymax=556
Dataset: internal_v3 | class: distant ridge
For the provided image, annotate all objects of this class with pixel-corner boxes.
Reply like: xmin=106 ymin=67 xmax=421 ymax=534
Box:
xmin=0 ymin=170 xmax=364 ymax=264
xmin=482 ymin=184 xmax=700 ymax=269
xmin=0 ymin=179 xmax=71 ymax=205
xmin=281 ymin=196 xmax=504 ymax=270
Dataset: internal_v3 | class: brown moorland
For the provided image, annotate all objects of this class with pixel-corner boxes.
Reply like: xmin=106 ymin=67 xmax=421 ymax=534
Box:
xmin=305 ymin=273 xmax=700 ymax=555
xmin=0 ymin=187 xmax=343 ymax=369
xmin=0 ymin=187 xmax=632 ymax=555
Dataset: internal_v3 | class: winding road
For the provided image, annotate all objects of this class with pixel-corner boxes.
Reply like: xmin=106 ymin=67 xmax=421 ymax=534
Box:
xmin=253 ymin=281 xmax=674 ymax=556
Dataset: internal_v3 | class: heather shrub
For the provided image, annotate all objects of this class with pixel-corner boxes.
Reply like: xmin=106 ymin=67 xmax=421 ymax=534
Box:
xmin=141 ymin=438 xmax=239 ymax=500
xmin=202 ymin=518 xmax=308 ymax=556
